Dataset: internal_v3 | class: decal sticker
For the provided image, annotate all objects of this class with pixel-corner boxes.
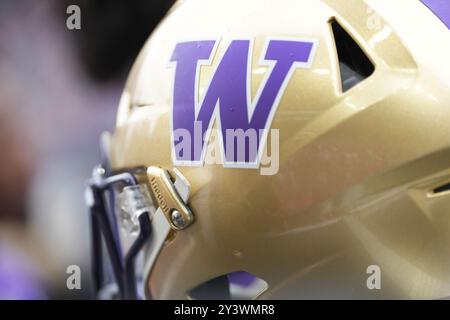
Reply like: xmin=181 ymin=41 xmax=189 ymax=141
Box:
xmin=169 ymin=38 xmax=318 ymax=169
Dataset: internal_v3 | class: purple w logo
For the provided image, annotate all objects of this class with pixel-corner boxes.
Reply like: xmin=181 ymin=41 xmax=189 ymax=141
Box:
xmin=170 ymin=38 xmax=318 ymax=168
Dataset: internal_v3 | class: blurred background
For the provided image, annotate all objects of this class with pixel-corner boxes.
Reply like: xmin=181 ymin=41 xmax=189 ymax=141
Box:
xmin=0 ymin=0 xmax=174 ymax=299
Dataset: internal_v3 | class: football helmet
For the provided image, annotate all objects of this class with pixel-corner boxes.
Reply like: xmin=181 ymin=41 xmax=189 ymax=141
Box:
xmin=87 ymin=0 xmax=450 ymax=299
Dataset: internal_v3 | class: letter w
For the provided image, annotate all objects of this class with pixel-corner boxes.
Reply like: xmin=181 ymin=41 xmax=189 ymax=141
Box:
xmin=170 ymin=38 xmax=317 ymax=166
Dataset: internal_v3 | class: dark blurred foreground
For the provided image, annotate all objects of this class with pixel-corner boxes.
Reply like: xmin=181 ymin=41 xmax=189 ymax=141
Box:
xmin=0 ymin=0 xmax=174 ymax=299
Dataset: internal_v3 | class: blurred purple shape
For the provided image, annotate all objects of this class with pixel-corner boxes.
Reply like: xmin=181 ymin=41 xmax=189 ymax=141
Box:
xmin=0 ymin=244 xmax=47 ymax=300
xmin=227 ymin=271 xmax=257 ymax=288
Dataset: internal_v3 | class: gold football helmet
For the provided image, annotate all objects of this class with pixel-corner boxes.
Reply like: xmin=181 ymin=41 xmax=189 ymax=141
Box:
xmin=87 ymin=0 xmax=450 ymax=299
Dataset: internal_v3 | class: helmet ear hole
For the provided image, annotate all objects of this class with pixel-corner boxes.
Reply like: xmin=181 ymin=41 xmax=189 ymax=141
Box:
xmin=186 ymin=271 xmax=269 ymax=300
xmin=331 ymin=19 xmax=375 ymax=92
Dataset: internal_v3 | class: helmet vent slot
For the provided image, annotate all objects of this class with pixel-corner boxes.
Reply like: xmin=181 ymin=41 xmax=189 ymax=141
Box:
xmin=186 ymin=271 xmax=268 ymax=300
xmin=331 ymin=19 xmax=375 ymax=92
xmin=432 ymin=182 xmax=450 ymax=194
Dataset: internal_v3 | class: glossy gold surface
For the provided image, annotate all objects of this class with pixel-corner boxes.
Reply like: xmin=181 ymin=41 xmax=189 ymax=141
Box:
xmin=146 ymin=166 xmax=194 ymax=230
xmin=110 ymin=0 xmax=450 ymax=299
